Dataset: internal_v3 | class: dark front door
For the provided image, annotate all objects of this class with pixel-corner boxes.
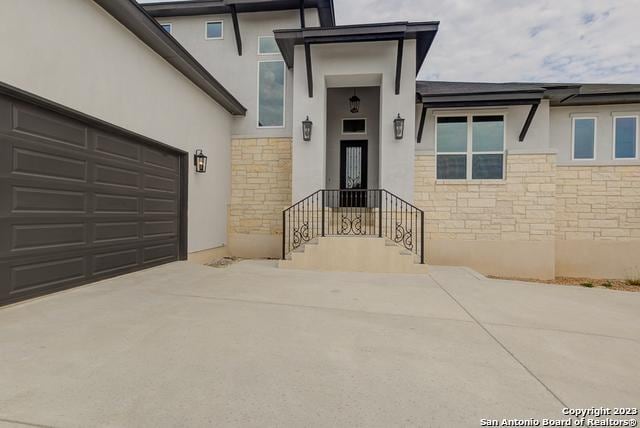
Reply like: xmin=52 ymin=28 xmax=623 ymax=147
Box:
xmin=0 ymin=89 xmax=187 ymax=307
xmin=340 ymin=140 xmax=368 ymax=207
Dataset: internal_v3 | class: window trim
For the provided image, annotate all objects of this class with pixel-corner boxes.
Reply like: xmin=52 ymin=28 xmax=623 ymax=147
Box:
xmin=341 ymin=118 xmax=367 ymax=135
xmin=612 ymin=114 xmax=639 ymax=160
xmin=571 ymin=116 xmax=597 ymax=161
xmin=256 ymin=59 xmax=286 ymax=129
xmin=160 ymin=23 xmax=172 ymax=34
xmin=258 ymin=36 xmax=280 ymax=55
xmin=435 ymin=112 xmax=506 ymax=181
xmin=205 ymin=20 xmax=224 ymax=40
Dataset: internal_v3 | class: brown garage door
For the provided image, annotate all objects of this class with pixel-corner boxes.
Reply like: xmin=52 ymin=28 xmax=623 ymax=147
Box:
xmin=0 ymin=86 xmax=187 ymax=306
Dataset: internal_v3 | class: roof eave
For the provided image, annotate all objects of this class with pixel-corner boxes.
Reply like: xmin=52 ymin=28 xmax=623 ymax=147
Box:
xmin=94 ymin=0 xmax=246 ymax=115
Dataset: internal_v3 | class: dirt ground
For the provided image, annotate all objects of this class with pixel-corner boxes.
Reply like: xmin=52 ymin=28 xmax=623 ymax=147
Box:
xmin=489 ymin=275 xmax=640 ymax=292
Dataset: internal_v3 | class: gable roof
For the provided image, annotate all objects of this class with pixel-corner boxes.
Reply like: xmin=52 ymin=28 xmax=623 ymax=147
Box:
xmin=417 ymin=81 xmax=640 ymax=106
xmin=94 ymin=0 xmax=246 ymax=115
xmin=142 ymin=0 xmax=336 ymax=27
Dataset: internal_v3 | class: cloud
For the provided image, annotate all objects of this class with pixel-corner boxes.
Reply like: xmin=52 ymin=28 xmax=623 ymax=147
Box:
xmin=333 ymin=0 xmax=640 ymax=83
xmin=138 ymin=0 xmax=640 ymax=83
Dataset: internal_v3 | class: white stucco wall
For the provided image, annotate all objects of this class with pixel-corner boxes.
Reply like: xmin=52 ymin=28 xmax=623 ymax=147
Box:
xmin=416 ymin=100 xmax=552 ymax=155
xmin=292 ymin=40 xmax=417 ymax=201
xmin=550 ymin=103 xmax=640 ymax=165
xmin=163 ymin=10 xmax=319 ymax=139
xmin=0 ymin=0 xmax=235 ymax=253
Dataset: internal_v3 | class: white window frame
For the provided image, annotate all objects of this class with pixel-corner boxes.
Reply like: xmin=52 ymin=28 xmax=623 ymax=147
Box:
xmin=256 ymin=59 xmax=286 ymax=129
xmin=434 ymin=112 xmax=506 ymax=180
xmin=160 ymin=23 xmax=172 ymax=34
xmin=258 ymin=36 xmax=280 ymax=55
xmin=205 ymin=21 xmax=224 ymax=40
xmin=612 ymin=114 xmax=639 ymax=160
xmin=571 ymin=116 xmax=597 ymax=161
xmin=341 ymin=118 xmax=367 ymax=135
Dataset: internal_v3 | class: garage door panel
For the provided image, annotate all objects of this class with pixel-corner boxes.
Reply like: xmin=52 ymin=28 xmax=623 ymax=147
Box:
xmin=143 ymin=146 xmax=179 ymax=172
xmin=94 ymin=193 xmax=140 ymax=214
xmin=143 ymin=220 xmax=177 ymax=239
xmin=94 ymin=221 xmax=140 ymax=243
xmin=0 ymin=90 xmax=185 ymax=306
xmin=94 ymin=132 xmax=141 ymax=163
xmin=93 ymin=248 xmax=139 ymax=276
xmin=143 ymin=243 xmax=178 ymax=264
xmin=13 ymin=147 xmax=87 ymax=182
xmin=12 ymin=186 xmax=87 ymax=213
xmin=0 ymin=96 xmax=11 ymax=131
xmin=94 ymin=163 xmax=141 ymax=190
xmin=11 ymin=223 xmax=87 ymax=251
xmin=9 ymin=256 xmax=87 ymax=296
xmin=143 ymin=173 xmax=177 ymax=194
xmin=11 ymin=103 xmax=88 ymax=149
xmin=143 ymin=197 xmax=176 ymax=215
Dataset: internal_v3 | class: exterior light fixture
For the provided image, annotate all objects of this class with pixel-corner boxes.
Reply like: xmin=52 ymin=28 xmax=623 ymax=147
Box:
xmin=349 ymin=89 xmax=360 ymax=114
xmin=193 ymin=149 xmax=208 ymax=173
xmin=393 ymin=114 xmax=405 ymax=140
xmin=302 ymin=116 xmax=313 ymax=141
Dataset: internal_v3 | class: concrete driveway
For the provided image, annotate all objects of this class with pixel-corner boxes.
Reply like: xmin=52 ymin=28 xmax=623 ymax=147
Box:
xmin=1 ymin=260 xmax=639 ymax=427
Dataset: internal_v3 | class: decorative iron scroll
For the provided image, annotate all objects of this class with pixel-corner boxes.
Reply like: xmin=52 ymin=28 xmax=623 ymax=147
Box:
xmin=339 ymin=213 xmax=363 ymax=235
xmin=292 ymin=222 xmax=310 ymax=250
xmin=394 ymin=222 xmax=414 ymax=251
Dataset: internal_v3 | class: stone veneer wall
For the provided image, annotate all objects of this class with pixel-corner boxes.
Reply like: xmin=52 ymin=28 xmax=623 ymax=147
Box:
xmin=555 ymin=165 xmax=640 ymax=278
xmin=414 ymin=154 xmax=640 ymax=279
xmin=414 ymin=153 xmax=557 ymax=279
xmin=228 ymin=137 xmax=292 ymax=257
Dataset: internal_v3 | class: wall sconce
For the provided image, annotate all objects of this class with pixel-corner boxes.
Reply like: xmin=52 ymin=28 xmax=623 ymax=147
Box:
xmin=193 ymin=149 xmax=208 ymax=173
xmin=302 ymin=116 xmax=313 ymax=141
xmin=393 ymin=114 xmax=405 ymax=140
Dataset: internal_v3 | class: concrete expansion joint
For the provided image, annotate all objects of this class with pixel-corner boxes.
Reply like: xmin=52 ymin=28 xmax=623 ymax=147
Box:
xmin=427 ymin=272 xmax=569 ymax=408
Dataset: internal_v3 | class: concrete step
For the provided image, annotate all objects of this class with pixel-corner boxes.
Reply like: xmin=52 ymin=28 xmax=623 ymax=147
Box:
xmin=279 ymin=236 xmax=428 ymax=274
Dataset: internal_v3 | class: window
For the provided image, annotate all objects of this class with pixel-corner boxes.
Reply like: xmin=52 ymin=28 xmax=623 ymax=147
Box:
xmin=258 ymin=36 xmax=280 ymax=55
xmin=205 ymin=21 xmax=223 ymax=40
xmin=258 ymin=61 xmax=285 ymax=128
xmin=342 ymin=118 xmax=367 ymax=135
xmin=472 ymin=116 xmax=505 ymax=179
xmin=613 ymin=115 xmax=638 ymax=159
xmin=436 ymin=115 xmax=505 ymax=180
xmin=572 ymin=117 xmax=596 ymax=160
xmin=160 ymin=23 xmax=172 ymax=34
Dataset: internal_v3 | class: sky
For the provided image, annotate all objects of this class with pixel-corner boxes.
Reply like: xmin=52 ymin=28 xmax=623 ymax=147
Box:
xmin=138 ymin=0 xmax=640 ymax=84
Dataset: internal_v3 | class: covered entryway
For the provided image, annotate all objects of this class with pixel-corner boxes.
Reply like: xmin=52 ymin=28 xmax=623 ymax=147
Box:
xmin=0 ymin=86 xmax=187 ymax=306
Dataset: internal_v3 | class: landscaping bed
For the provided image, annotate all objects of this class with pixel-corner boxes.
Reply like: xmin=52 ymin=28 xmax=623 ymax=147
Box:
xmin=488 ymin=276 xmax=640 ymax=292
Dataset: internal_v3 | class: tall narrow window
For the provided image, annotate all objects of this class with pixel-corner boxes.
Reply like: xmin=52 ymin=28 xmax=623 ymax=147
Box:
xmin=258 ymin=61 xmax=285 ymax=128
xmin=472 ymin=116 xmax=504 ymax=179
xmin=206 ymin=21 xmax=223 ymax=40
xmin=573 ymin=117 xmax=596 ymax=160
xmin=160 ymin=23 xmax=172 ymax=34
xmin=614 ymin=116 xmax=638 ymax=159
xmin=436 ymin=117 xmax=467 ymax=179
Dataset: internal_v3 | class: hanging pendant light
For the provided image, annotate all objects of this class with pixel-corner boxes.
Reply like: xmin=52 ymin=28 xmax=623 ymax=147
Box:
xmin=349 ymin=89 xmax=360 ymax=114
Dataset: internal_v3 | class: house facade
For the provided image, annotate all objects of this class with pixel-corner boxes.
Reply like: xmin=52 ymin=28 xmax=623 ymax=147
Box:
xmin=0 ymin=0 xmax=638 ymax=305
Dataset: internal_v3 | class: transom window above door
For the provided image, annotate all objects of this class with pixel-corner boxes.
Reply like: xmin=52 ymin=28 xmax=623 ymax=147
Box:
xmin=436 ymin=115 xmax=505 ymax=180
xmin=342 ymin=118 xmax=367 ymax=135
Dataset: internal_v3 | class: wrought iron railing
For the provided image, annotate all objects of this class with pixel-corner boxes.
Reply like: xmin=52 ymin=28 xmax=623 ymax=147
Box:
xmin=282 ymin=189 xmax=425 ymax=264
